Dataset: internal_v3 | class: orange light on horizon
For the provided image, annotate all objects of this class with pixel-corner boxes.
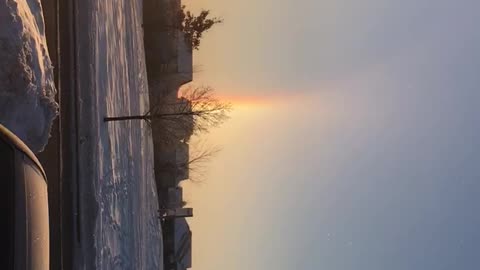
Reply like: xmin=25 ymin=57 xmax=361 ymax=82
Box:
xmin=218 ymin=94 xmax=271 ymax=107
xmin=217 ymin=91 xmax=308 ymax=108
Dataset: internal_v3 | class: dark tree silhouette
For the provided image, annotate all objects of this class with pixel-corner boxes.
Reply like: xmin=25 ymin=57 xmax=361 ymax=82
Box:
xmin=185 ymin=143 xmax=221 ymax=182
xmin=104 ymin=85 xmax=231 ymax=143
xmin=156 ymin=142 xmax=221 ymax=183
xmin=177 ymin=5 xmax=223 ymax=50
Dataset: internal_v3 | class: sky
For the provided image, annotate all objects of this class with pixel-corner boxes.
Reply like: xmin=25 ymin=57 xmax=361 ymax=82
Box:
xmin=182 ymin=1 xmax=480 ymax=269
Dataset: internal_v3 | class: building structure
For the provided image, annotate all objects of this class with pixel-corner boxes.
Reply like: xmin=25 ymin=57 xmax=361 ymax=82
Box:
xmin=143 ymin=1 xmax=194 ymax=269
xmin=143 ymin=0 xmax=194 ymax=193
xmin=162 ymin=218 xmax=192 ymax=270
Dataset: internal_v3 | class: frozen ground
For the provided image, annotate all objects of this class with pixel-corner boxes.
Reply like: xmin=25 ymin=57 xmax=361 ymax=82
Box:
xmin=74 ymin=0 xmax=162 ymax=269
xmin=0 ymin=0 xmax=161 ymax=268
xmin=0 ymin=0 xmax=58 ymax=153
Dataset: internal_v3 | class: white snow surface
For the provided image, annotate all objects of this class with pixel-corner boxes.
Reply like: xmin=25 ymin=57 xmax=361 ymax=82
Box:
xmin=75 ymin=0 xmax=163 ymax=269
xmin=0 ymin=0 xmax=58 ymax=153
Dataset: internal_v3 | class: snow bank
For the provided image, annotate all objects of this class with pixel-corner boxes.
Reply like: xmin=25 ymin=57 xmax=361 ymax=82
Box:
xmin=0 ymin=0 xmax=58 ymax=153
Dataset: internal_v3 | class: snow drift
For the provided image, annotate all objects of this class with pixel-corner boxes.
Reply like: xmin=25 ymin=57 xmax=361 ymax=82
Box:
xmin=0 ymin=0 xmax=58 ymax=153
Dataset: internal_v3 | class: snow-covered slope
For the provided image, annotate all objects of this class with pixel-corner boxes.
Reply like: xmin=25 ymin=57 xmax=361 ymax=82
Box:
xmin=0 ymin=0 xmax=58 ymax=153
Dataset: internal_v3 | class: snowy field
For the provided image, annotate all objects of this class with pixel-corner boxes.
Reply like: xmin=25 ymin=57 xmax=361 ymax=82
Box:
xmin=75 ymin=0 xmax=162 ymax=269
xmin=0 ymin=0 xmax=162 ymax=268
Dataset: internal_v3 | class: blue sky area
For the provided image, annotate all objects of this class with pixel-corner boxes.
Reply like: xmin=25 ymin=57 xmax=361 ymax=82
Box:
xmin=184 ymin=1 xmax=480 ymax=269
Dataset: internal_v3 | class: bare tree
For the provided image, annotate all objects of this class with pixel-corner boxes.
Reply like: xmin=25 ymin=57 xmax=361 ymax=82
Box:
xmin=105 ymin=85 xmax=231 ymax=143
xmin=154 ymin=142 xmax=220 ymax=183
xmin=181 ymin=143 xmax=221 ymax=183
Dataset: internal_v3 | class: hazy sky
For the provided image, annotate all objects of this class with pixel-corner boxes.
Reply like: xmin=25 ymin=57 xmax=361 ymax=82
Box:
xmin=183 ymin=1 xmax=480 ymax=269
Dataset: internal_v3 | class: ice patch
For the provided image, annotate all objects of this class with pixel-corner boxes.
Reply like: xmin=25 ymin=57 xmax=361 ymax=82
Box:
xmin=0 ymin=0 xmax=58 ymax=153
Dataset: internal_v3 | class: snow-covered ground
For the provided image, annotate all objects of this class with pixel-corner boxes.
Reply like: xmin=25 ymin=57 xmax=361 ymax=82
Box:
xmin=0 ymin=0 xmax=162 ymax=268
xmin=74 ymin=0 xmax=163 ymax=269
xmin=0 ymin=0 xmax=58 ymax=153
